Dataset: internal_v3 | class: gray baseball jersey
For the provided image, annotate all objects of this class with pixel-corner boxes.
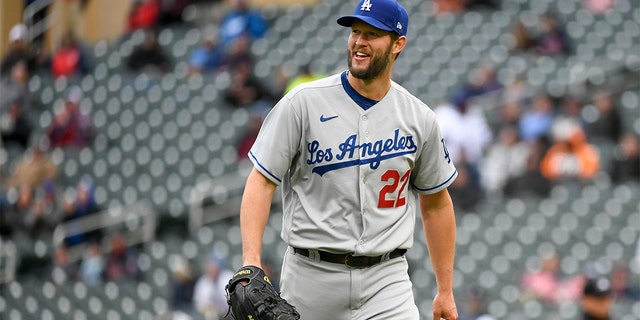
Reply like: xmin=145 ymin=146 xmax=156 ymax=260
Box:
xmin=249 ymin=71 xmax=457 ymax=256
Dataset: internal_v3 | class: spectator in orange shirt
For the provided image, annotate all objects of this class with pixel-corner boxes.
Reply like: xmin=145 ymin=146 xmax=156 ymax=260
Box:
xmin=540 ymin=118 xmax=599 ymax=181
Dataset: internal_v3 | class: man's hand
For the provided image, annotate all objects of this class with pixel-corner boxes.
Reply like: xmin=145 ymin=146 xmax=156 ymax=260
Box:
xmin=432 ymin=291 xmax=458 ymax=320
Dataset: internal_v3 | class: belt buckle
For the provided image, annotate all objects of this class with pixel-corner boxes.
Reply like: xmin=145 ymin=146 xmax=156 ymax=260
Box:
xmin=344 ymin=254 xmax=367 ymax=268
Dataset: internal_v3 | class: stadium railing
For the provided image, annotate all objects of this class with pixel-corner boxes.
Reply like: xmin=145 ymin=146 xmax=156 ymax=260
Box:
xmin=51 ymin=200 xmax=156 ymax=263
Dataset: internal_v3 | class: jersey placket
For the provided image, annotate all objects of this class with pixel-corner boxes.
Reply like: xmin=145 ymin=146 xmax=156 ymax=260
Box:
xmin=355 ymin=113 xmax=370 ymax=255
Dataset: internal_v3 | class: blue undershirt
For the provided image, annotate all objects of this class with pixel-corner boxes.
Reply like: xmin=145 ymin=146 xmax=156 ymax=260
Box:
xmin=341 ymin=71 xmax=379 ymax=110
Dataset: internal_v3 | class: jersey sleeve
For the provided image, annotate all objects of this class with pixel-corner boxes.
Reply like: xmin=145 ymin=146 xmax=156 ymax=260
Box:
xmin=248 ymin=96 xmax=301 ymax=185
xmin=411 ymin=116 xmax=458 ymax=194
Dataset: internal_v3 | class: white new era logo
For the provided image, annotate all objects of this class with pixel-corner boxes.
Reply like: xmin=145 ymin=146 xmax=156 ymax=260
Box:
xmin=361 ymin=0 xmax=372 ymax=11
xmin=397 ymin=22 xmax=402 ymax=29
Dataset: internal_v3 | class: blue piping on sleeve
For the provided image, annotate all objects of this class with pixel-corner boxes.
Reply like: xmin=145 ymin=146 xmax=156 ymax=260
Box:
xmin=249 ymin=151 xmax=282 ymax=183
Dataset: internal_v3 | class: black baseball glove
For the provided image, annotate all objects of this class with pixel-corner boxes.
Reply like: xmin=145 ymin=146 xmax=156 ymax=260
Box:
xmin=226 ymin=265 xmax=300 ymax=320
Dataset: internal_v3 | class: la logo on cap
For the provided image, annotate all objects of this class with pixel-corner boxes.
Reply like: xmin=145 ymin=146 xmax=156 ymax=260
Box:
xmin=361 ymin=0 xmax=372 ymax=11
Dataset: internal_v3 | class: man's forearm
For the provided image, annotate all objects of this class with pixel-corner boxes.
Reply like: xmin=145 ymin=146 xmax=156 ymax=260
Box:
xmin=420 ymin=191 xmax=457 ymax=293
xmin=240 ymin=168 xmax=277 ymax=267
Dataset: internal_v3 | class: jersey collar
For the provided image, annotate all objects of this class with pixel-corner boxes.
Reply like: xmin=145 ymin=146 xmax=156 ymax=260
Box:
xmin=341 ymin=71 xmax=379 ymax=111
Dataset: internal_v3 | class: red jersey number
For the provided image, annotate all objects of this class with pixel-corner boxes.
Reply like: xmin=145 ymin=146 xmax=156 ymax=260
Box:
xmin=378 ymin=169 xmax=411 ymax=208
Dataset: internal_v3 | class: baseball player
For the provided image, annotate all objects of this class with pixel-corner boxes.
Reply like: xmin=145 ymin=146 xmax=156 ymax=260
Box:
xmin=236 ymin=0 xmax=459 ymax=319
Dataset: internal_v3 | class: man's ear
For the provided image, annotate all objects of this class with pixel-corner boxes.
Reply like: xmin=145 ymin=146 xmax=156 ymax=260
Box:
xmin=393 ymin=36 xmax=407 ymax=55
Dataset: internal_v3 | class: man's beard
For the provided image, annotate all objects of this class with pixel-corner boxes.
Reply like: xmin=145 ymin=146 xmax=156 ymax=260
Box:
xmin=347 ymin=45 xmax=392 ymax=81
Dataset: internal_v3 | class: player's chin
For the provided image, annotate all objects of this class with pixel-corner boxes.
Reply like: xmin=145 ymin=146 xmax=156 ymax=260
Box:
xmin=349 ymin=60 xmax=369 ymax=73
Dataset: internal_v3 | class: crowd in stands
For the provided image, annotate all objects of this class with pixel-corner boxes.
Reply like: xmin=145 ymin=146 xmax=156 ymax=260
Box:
xmin=1 ymin=0 xmax=638 ymax=319
xmin=1 ymin=0 xmax=277 ymax=318
xmin=126 ymin=28 xmax=173 ymax=77
xmin=435 ymin=6 xmax=639 ymax=212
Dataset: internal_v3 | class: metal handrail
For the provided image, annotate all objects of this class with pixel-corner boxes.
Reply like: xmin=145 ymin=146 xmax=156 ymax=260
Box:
xmin=51 ymin=200 xmax=156 ymax=263
xmin=22 ymin=0 xmax=56 ymax=44
xmin=0 ymin=239 xmax=17 ymax=284
xmin=188 ymin=164 xmax=283 ymax=235
xmin=188 ymin=169 xmax=250 ymax=235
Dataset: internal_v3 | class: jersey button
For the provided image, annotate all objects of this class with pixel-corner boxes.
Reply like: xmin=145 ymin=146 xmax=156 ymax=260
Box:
xmin=361 ymin=115 xmax=368 ymax=121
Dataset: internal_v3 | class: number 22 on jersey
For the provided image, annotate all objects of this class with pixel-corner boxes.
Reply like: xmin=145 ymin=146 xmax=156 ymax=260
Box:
xmin=378 ymin=169 xmax=411 ymax=208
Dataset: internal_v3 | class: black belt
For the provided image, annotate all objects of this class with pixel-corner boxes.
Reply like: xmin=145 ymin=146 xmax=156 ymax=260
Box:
xmin=293 ymin=247 xmax=406 ymax=268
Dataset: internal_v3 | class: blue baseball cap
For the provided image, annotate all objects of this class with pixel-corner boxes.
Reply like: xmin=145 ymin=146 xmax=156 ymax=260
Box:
xmin=337 ymin=0 xmax=409 ymax=36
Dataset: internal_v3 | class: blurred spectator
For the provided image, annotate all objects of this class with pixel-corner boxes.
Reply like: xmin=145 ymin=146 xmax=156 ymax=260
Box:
xmin=13 ymin=182 xmax=61 ymax=240
xmin=128 ymin=0 xmax=161 ymax=32
xmin=493 ymin=100 xmax=522 ymax=132
xmin=0 ymin=60 xmax=30 ymax=116
xmin=519 ymin=93 xmax=556 ymax=143
xmin=223 ymin=34 xmax=254 ymax=71
xmin=520 ymin=252 xmax=585 ymax=304
xmin=470 ymin=62 xmax=502 ymax=95
xmin=534 ymin=13 xmax=571 ymax=56
xmin=435 ymin=93 xmax=492 ymax=188
xmin=558 ymin=95 xmax=586 ymax=128
xmin=79 ymin=241 xmax=104 ymax=286
xmin=62 ymin=176 xmax=102 ymax=246
xmin=28 ymin=181 xmax=63 ymax=240
xmin=0 ymin=59 xmax=33 ymax=149
xmin=170 ymin=256 xmax=196 ymax=313
xmin=47 ymin=86 xmax=94 ymax=149
xmin=5 ymin=141 xmax=57 ymax=190
xmin=609 ymin=133 xmax=640 ymax=184
xmin=611 ymin=262 xmax=640 ymax=300
xmin=448 ymin=160 xmax=483 ymax=212
xmin=126 ymin=29 xmax=172 ymax=76
xmin=480 ymin=126 xmax=529 ymax=196
xmin=1 ymin=23 xmax=38 ymax=76
xmin=104 ymin=233 xmax=142 ymax=282
xmin=432 ymin=0 xmax=465 ymax=14
xmin=501 ymin=74 xmax=534 ymax=106
xmin=510 ymin=18 xmax=537 ymax=53
xmin=51 ymin=31 xmax=89 ymax=79
xmin=584 ymin=90 xmax=623 ymax=143
xmin=580 ymin=276 xmax=613 ymax=320
xmin=436 ymin=89 xmax=492 ymax=212
xmin=218 ymin=0 xmax=268 ymax=49
xmin=459 ymin=286 xmax=495 ymax=320
xmin=4 ymin=184 xmax=37 ymax=237
xmin=224 ymin=61 xmax=276 ymax=117
xmin=0 ymin=98 xmax=33 ymax=150
xmin=50 ymin=244 xmax=79 ymax=283
xmin=583 ymin=0 xmax=616 ymax=14
xmin=450 ymin=63 xmax=502 ymax=107
xmin=284 ymin=64 xmax=326 ymax=95
xmin=193 ymin=253 xmax=233 ymax=320
xmin=188 ymin=30 xmax=225 ymax=75
xmin=503 ymin=136 xmax=552 ymax=198
xmin=540 ymin=118 xmax=600 ymax=182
